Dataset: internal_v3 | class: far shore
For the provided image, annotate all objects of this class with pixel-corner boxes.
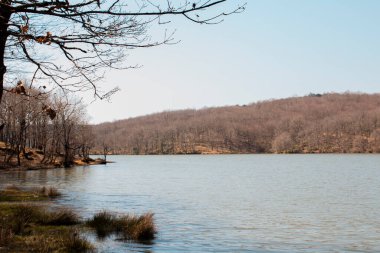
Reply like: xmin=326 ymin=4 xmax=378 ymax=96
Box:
xmin=0 ymin=157 xmax=109 ymax=172
xmin=90 ymin=151 xmax=379 ymax=155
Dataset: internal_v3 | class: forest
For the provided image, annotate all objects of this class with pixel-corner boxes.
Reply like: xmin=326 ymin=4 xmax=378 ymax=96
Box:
xmin=2 ymin=91 xmax=380 ymax=163
xmin=92 ymin=93 xmax=380 ymax=154
xmin=0 ymin=83 xmax=93 ymax=168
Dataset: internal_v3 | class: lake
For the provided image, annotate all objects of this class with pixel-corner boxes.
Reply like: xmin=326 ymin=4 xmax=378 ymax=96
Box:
xmin=1 ymin=155 xmax=380 ymax=252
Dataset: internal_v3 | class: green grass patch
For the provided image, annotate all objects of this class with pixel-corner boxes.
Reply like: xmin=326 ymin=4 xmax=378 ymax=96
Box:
xmin=0 ymin=203 xmax=93 ymax=252
xmin=0 ymin=185 xmax=62 ymax=202
xmin=0 ymin=189 xmax=48 ymax=202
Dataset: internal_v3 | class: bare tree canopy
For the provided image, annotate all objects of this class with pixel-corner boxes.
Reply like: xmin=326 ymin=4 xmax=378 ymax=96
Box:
xmin=0 ymin=0 xmax=245 ymax=103
xmin=91 ymin=93 xmax=380 ymax=155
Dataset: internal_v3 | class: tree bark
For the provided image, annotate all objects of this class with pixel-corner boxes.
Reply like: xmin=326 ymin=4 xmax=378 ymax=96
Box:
xmin=0 ymin=4 xmax=11 ymax=104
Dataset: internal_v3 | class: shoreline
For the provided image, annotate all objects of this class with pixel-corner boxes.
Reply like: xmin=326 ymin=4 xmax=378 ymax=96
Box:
xmin=0 ymin=158 xmax=108 ymax=172
xmin=90 ymin=152 xmax=380 ymax=155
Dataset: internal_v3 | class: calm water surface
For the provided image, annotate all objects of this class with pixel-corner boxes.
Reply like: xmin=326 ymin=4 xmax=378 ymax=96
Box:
xmin=1 ymin=155 xmax=380 ymax=252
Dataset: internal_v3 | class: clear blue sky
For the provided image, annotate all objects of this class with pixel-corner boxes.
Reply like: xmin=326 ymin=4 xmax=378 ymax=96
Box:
xmin=86 ymin=0 xmax=380 ymax=123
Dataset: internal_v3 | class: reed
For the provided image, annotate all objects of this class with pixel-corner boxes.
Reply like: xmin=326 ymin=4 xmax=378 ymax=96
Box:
xmin=87 ymin=211 xmax=157 ymax=241
xmin=116 ymin=212 xmax=156 ymax=241
xmin=42 ymin=208 xmax=81 ymax=226
xmin=35 ymin=186 xmax=62 ymax=198
xmin=86 ymin=210 xmax=116 ymax=238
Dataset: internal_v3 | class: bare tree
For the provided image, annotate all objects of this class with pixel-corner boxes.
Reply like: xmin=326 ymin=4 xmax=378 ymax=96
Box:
xmin=53 ymin=94 xmax=87 ymax=167
xmin=271 ymin=132 xmax=292 ymax=153
xmin=0 ymin=0 xmax=245 ymax=103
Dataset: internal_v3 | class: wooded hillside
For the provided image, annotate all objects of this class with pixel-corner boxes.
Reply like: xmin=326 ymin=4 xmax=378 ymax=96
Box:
xmin=92 ymin=93 xmax=380 ymax=154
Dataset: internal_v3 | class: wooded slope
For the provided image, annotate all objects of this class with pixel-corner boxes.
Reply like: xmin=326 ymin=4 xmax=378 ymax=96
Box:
xmin=92 ymin=93 xmax=380 ymax=154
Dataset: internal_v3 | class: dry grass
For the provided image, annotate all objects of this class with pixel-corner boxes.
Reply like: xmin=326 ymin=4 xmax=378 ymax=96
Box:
xmin=0 ymin=185 xmax=61 ymax=202
xmin=86 ymin=211 xmax=156 ymax=242
xmin=116 ymin=213 xmax=156 ymax=241
xmin=0 ymin=185 xmax=96 ymax=252
xmin=62 ymin=230 xmax=95 ymax=252
xmin=0 ymin=204 xmax=92 ymax=252
xmin=11 ymin=204 xmax=43 ymax=234
xmin=1 ymin=204 xmax=80 ymax=235
xmin=43 ymin=208 xmax=81 ymax=226
xmin=86 ymin=210 xmax=116 ymax=238
xmin=0 ymin=185 xmax=156 ymax=251
xmin=0 ymin=227 xmax=14 ymax=247
xmin=22 ymin=234 xmax=63 ymax=253
xmin=34 ymin=186 xmax=62 ymax=198
xmin=20 ymin=229 xmax=94 ymax=253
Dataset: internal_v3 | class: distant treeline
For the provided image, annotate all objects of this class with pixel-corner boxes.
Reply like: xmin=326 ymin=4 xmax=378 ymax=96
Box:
xmin=92 ymin=93 xmax=380 ymax=154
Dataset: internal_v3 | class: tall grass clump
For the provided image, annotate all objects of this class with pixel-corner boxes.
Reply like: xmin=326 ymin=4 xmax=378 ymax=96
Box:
xmin=11 ymin=204 xmax=44 ymax=234
xmin=35 ymin=186 xmax=62 ymax=198
xmin=116 ymin=213 xmax=156 ymax=241
xmin=8 ymin=205 xmax=80 ymax=233
xmin=87 ymin=211 xmax=156 ymax=242
xmin=86 ymin=211 xmax=116 ymax=238
xmin=42 ymin=208 xmax=81 ymax=226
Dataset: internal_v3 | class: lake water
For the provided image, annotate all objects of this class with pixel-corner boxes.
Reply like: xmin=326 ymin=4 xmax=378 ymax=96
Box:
xmin=1 ymin=155 xmax=380 ymax=252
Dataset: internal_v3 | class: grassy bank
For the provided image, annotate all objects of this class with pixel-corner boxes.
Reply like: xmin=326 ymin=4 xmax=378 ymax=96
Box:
xmin=0 ymin=186 xmax=156 ymax=252
xmin=0 ymin=185 xmax=61 ymax=202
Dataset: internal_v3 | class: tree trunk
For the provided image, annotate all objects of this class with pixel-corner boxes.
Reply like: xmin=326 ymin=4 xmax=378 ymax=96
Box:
xmin=64 ymin=143 xmax=71 ymax=168
xmin=0 ymin=4 xmax=11 ymax=104
xmin=103 ymin=146 xmax=108 ymax=161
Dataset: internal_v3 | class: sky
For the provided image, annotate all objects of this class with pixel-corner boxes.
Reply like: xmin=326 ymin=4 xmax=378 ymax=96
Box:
xmin=85 ymin=0 xmax=380 ymax=124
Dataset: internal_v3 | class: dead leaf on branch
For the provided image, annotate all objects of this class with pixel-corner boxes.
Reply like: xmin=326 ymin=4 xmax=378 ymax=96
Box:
xmin=9 ymin=80 xmax=26 ymax=95
xmin=36 ymin=32 xmax=52 ymax=45
xmin=20 ymin=25 xmax=29 ymax=33
xmin=42 ymin=104 xmax=57 ymax=120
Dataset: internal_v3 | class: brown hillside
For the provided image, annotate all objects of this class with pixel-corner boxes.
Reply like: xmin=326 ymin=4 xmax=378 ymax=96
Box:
xmin=91 ymin=93 xmax=380 ymax=154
